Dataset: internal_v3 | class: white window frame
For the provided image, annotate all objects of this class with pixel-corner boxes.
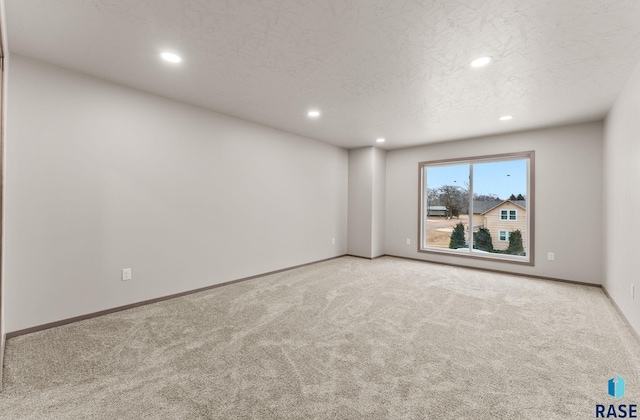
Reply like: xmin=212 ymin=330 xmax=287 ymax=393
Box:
xmin=418 ymin=151 xmax=534 ymax=265
xmin=499 ymin=230 xmax=510 ymax=242
xmin=501 ymin=209 xmax=518 ymax=221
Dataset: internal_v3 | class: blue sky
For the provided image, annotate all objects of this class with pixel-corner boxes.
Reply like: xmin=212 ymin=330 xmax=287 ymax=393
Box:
xmin=426 ymin=159 xmax=527 ymax=200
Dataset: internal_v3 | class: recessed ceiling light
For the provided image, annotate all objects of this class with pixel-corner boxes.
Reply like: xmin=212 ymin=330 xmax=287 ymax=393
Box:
xmin=376 ymin=138 xmax=386 ymax=143
xmin=470 ymin=56 xmax=492 ymax=68
xmin=307 ymin=110 xmax=321 ymax=118
xmin=160 ymin=52 xmax=182 ymax=63
xmin=499 ymin=115 xmax=513 ymax=121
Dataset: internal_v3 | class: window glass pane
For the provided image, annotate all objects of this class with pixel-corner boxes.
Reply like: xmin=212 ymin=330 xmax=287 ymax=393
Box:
xmin=472 ymin=159 xmax=527 ymax=256
xmin=419 ymin=152 xmax=532 ymax=264
xmin=423 ymin=164 xmax=470 ymax=250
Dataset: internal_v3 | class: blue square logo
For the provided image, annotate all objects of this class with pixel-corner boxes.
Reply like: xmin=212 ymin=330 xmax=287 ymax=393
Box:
xmin=608 ymin=376 xmax=626 ymax=400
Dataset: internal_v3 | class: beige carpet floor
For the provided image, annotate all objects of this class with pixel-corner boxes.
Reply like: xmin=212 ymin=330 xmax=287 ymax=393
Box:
xmin=0 ymin=256 xmax=639 ymax=419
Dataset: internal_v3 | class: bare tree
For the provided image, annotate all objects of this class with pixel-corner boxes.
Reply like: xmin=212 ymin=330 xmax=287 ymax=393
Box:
xmin=427 ymin=188 xmax=439 ymax=207
xmin=437 ymin=185 xmax=468 ymax=218
xmin=473 ymin=193 xmax=501 ymax=201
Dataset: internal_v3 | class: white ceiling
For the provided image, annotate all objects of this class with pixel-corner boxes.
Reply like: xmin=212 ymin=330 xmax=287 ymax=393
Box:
xmin=5 ymin=0 xmax=640 ymax=150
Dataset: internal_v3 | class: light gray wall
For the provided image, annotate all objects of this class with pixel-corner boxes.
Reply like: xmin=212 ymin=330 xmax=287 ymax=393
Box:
xmin=347 ymin=147 xmax=386 ymax=258
xmin=4 ymin=55 xmax=348 ymax=333
xmin=604 ymin=61 xmax=640 ymax=336
xmin=347 ymin=148 xmax=373 ymax=258
xmin=0 ymin=0 xmax=7 ymax=390
xmin=385 ymin=121 xmax=604 ymax=284
xmin=371 ymin=148 xmax=386 ymax=258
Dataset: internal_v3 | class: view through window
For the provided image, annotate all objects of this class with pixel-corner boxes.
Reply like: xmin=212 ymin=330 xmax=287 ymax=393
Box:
xmin=419 ymin=152 xmax=534 ymax=264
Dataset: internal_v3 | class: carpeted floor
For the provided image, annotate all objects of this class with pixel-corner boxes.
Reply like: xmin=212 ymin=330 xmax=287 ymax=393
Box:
xmin=0 ymin=256 xmax=639 ymax=419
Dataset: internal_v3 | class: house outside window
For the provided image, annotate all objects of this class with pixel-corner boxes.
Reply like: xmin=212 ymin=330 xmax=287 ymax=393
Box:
xmin=419 ymin=151 xmax=534 ymax=264
xmin=485 ymin=202 xmax=526 ymax=251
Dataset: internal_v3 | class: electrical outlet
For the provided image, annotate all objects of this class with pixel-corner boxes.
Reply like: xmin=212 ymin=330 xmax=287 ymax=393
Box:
xmin=332 ymin=238 xmax=335 ymax=245
xmin=632 ymin=284 xmax=635 ymax=300
xmin=122 ymin=268 xmax=132 ymax=281
xmin=406 ymin=238 xmax=411 ymax=245
xmin=547 ymin=252 xmax=555 ymax=261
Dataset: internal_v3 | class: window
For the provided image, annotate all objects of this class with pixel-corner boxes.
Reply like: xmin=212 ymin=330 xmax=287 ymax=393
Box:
xmin=419 ymin=151 xmax=534 ymax=264
xmin=501 ymin=210 xmax=517 ymax=221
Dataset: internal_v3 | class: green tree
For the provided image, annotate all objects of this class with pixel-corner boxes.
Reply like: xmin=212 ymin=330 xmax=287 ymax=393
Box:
xmin=449 ymin=222 xmax=466 ymax=249
xmin=473 ymin=227 xmax=494 ymax=252
xmin=509 ymin=193 xmax=517 ymax=200
xmin=506 ymin=230 xmax=524 ymax=255
xmin=516 ymin=193 xmax=525 ymax=200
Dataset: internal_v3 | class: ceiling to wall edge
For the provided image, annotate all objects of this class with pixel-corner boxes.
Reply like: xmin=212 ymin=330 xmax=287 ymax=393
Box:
xmin=4 ymin=50 xmax=612 ymax=153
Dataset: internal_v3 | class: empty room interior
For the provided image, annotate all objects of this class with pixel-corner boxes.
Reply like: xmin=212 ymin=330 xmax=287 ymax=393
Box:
xmin=1 ymin=1 xmax=640 ymax=418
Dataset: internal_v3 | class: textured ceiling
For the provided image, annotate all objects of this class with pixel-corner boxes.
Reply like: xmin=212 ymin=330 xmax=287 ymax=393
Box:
xmin=5 ymin=0 xmax=640 ymax=149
